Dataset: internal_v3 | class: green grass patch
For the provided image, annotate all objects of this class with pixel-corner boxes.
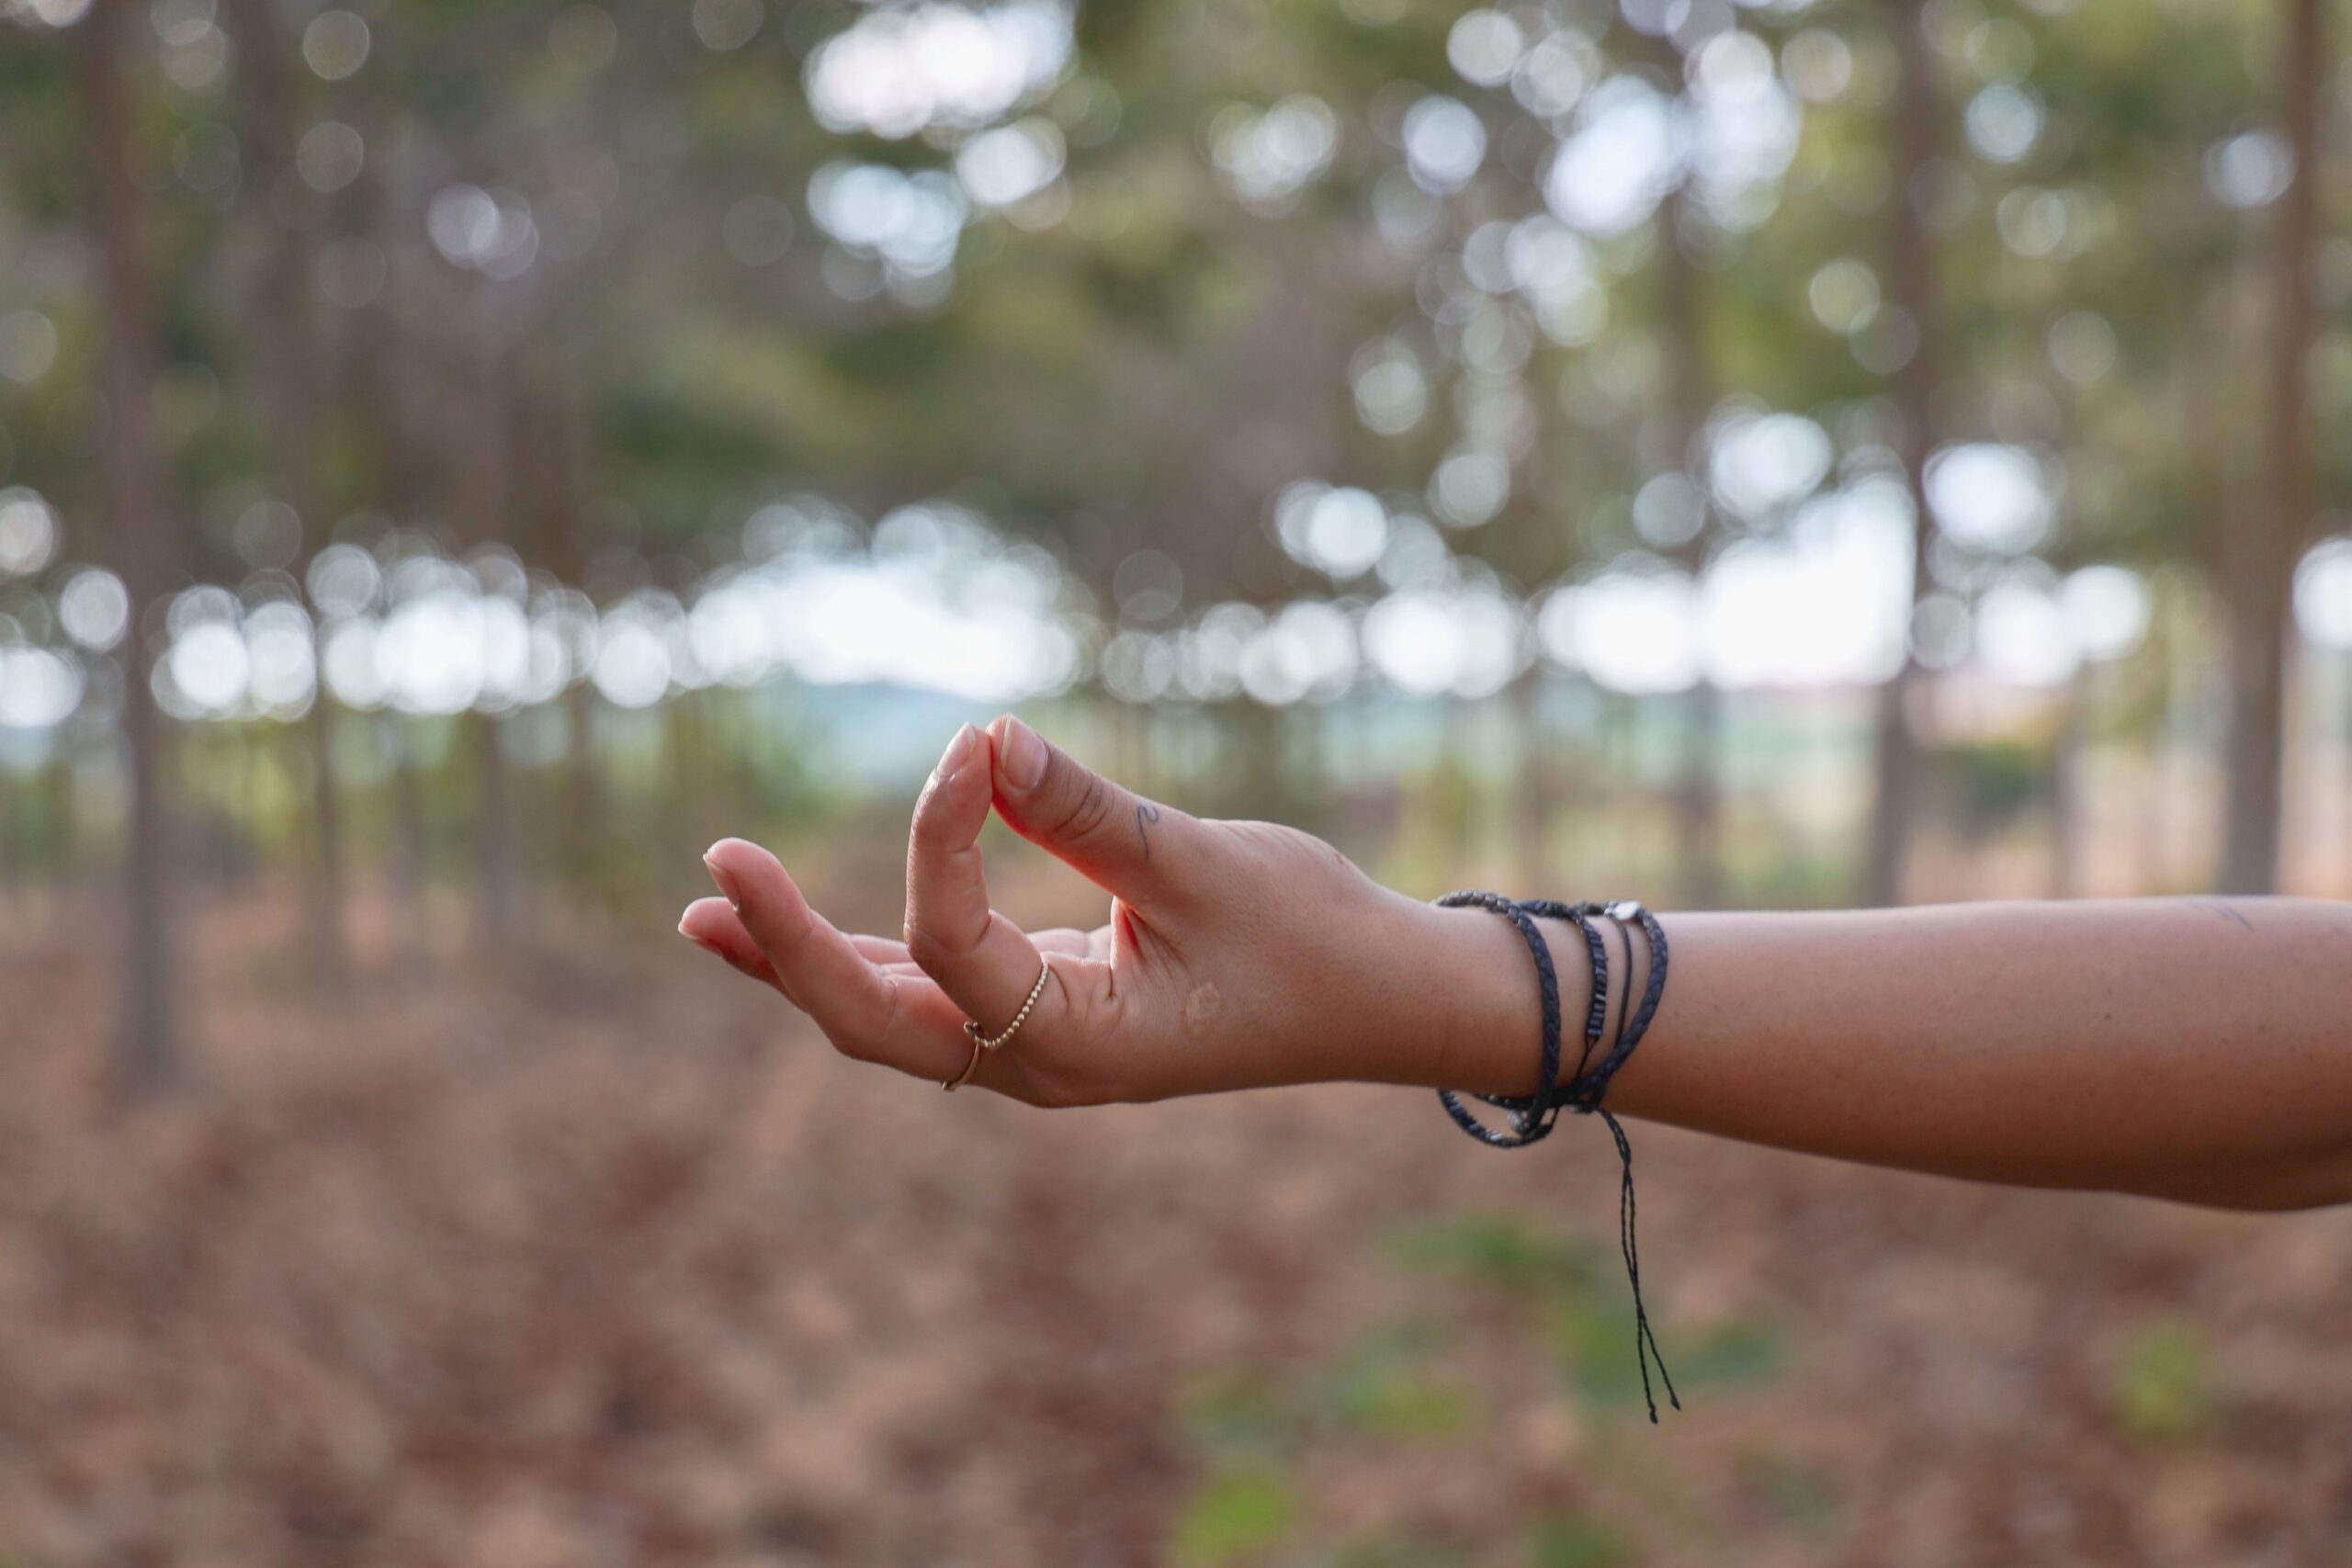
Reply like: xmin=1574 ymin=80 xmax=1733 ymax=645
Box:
xmin=1523 ymin=1515 xmax=1634 ymax=1568
xmin=1177 ymin=1370 xmax=1295 ymax=1461
xmin=1296 ymin=1533 xmax=1470 ymax=1568
xmin=1317 ymin=1318 xmax=1474 ymax=1439
xmin=1170 ymin=1464 xmax=1302 ymax=1567
xmin=1544 ymin=1300 xmax=1787 ymax=1411
xmin=1384 ymin=1213 xmax=1601 ymax=1295
xmin=2113 ymin=1315 xmax=2213 ymax=1442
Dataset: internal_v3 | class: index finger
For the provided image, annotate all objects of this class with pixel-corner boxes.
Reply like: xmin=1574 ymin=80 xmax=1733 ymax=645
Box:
xmin=902 ymin=724 xmax=1076 ymax=1045
xmin=701 ymin=837 xmax=974 ymax=1082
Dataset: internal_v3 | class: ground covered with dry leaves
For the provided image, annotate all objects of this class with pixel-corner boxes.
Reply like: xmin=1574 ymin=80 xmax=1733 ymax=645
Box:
xmin=2 ymin=885 xmax=2348 ymax=1568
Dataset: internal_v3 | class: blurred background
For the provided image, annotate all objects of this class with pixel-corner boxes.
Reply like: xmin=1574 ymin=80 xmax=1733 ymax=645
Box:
xmin=4 ymin=0 xmax=2352 ymax=1562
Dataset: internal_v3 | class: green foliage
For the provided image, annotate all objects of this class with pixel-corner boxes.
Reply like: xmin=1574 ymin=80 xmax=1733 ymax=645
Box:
xmin=1296 ymin=1534 xmax=1470 ymax=1568
xmin=1544 ymin=1304 xmax=1787 ymax=1411
xmin=1384 ymin=1212 xmax=1600 ymax=1294
xmin=1673 ymin=1319 xmax=1789 ymax=1389
xmin=1179 ymin=1370 xmax=1295 ymax=1462
xmin=2113 ymin=1315 xmax=2214 ymax=1443
xmin=1936 ymin=738 xmax=2052 ymax=834
xmin=1389 ymin=1210 xmax=1784 ymax=1415
xmin=1170 ymin=1464 xmax=1302 ymax=1568
xmin=1523 ymin=1516 xmax=1634 ymax=1568
xmin=1723 ymin=838 xmax=1857 ymax=911
xmin=1316 ymin=1317 xmax=1474 ymax=1440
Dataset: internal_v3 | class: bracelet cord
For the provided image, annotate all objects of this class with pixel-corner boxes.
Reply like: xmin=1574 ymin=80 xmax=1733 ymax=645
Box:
xmin=1433 ymin=891 xmax=1680 ymax=1424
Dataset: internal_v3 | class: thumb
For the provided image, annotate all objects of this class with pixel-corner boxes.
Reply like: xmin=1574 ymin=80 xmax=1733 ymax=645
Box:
xmin=987 ymin=715 xmax=1196 ymax=907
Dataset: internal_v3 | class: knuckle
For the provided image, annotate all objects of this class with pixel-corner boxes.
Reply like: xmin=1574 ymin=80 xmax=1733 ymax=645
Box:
xmin=900 ymin=923 xmax=956 ymax=976
xmin=910 ymin=780 xmax=956 ymax=847
xmin=745 ymin=906 xmax=808 ymax=953
xmin=1025 ymin=1060 xmax=1110 ymax=1111
xmin=1058 ymin=769 xmax=1117 ymax=844
xmin=1025 ymin=1072 xmax=1078 ymax=1110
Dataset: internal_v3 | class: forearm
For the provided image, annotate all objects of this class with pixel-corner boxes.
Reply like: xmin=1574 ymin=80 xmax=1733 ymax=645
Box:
xmin=1428 ymin=897 xmax=2352 ymax=1211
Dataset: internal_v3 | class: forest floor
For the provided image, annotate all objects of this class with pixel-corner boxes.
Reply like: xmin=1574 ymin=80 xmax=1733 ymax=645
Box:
xmin=2 ymin=867 xmax=2349 ymax=1568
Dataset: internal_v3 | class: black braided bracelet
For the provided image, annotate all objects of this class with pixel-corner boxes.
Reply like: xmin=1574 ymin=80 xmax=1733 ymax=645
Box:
xmin=1434 ymin=891 xmax=1680 ymax=1422
xmin=1432 ymin=891 xmax=1604 ymax=1146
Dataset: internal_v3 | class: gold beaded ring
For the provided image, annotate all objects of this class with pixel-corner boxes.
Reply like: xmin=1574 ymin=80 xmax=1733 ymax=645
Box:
xmin=942 ymin=957 xmax=1051 ymax=1092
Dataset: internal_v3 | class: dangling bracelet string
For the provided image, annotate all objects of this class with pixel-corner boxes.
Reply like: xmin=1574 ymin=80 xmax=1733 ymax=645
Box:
xmin=1582 ymin=903 xmax=1677 ymax=1422
xmin=1433 ymin=892 xmax=1679 ymax=1422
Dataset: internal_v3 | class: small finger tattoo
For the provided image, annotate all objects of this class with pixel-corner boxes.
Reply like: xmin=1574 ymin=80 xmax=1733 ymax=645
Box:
xmin=1136 ymin=801 xmax=1161 ymax=860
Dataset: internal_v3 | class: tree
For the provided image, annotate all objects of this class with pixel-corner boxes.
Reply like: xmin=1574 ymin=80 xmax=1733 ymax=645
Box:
xmin=1657 ymin=161 xmax=1726 ymax=911
xmin=81 ymin=0 xmax=182 ymax=1089
xmin=220 ymin=0 xmax=348 ymax=979
xmin=1863 ymin=0 xmax=1950 ymax=908
xmin=2219 ymin=0 xmax=2326 ymax=895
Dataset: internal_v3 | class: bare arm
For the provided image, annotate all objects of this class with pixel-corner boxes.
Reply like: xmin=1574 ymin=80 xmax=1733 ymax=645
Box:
xmin=1468 ymin=898 xmax=2352 ymax=1212
xmin=680 ymin=717 xmax=2352 ymax=1213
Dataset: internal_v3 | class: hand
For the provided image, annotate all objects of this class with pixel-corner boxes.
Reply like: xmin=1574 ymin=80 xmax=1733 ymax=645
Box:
xmin=678 ymin=716 xmax=1538 ymax=1106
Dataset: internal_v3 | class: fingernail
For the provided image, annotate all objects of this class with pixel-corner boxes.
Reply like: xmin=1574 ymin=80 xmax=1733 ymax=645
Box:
xmin=703 ymin=844 xmax=741 ymax=908
xmin=936 ymin=722 xmax=977 ymax=781
xmin=1001 ymin=716 xmax=1046 ymax=791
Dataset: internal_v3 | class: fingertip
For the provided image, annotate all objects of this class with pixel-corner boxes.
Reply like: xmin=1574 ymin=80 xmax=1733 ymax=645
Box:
xmin=705 ymin=839 xmax=809 ymax=929
xmin=705 ymin=836 xmax=769 ymax=874
xmin=704 ymin=838 xmax=749 ymax=906
xmin=679 ymin=896 xmax=737 ymax=944
xmin=915 ymin=723 xmax=996 ymax=841
xmin=992 ymin=713 xmax=1047 ymax=793
xmin=957 ymin=730 xmax=997 ymax=810
xmin=706 ymin=837 xmax=782 ymax=885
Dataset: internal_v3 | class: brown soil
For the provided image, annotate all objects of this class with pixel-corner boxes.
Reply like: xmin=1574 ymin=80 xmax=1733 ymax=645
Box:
xmin=1 ymin=884 xmax=2346 ymax=1568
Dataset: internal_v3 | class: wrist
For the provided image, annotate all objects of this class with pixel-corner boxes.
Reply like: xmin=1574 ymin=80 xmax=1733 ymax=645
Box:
xmin=1403 ymin=899 xmax=1596 ymax=1099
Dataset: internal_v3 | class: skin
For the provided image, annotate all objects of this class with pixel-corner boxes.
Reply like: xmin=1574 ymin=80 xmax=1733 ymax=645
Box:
xmin=680 ymin=716 xmax=2352 ymax=1214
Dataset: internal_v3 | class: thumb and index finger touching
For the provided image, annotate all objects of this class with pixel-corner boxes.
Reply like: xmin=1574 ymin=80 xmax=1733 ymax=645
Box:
xmin=983 ymin=714 xmax=1198 ymax=909
xmin=900 ymin=715 xmax=1200 ymax=1037
xmin=684 ymin=715 xmax=1194 ymax=1089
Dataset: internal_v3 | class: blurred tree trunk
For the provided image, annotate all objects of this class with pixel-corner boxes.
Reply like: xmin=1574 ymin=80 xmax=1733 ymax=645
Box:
xmin=47 ymin=755 xmax=80 ymax=908
xmin=348 ymin=136 xmax=423 ymax=519
xmin=386 ymin=716 xmax=429 ymax=971
xmin=223 ymin=0 xmax=347 ymax=981
xmin=2052 ymin=663 xmax=2092 ymax=897
xmin=2219 ymin=0 xmax=2324 ymax=894
xmin=1863 ymin=0 xmax=1948 ymax=908
xmin=1231 ymin=699 xmax=1285 ymax=822
xmin=1658 ymin=186 xmax=1724 ymax=910
xmin=0 ymin=768 xmax=21 ymax=911
xmin=471 ymin=715 xmax=515 ymax=948
xmin=566 ymin=684 xmax=603 ymax=894
xmin=452 ymin=313 xmax=517 ymax=943
xmin=2341 ymin=652 xmax=2352 ymax=895
xmin=1510 ymin=669 xmax=1552 ymax=888
xmin=84 ymin=0 xmax=182 ymax=1090
xmin=341 ymin=141 xmax=431 ymax=957
xmin=514 ymin=352 xmax=605 ymax=897
xmin=1114 ymin=698 xmax=1152 ymax=802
